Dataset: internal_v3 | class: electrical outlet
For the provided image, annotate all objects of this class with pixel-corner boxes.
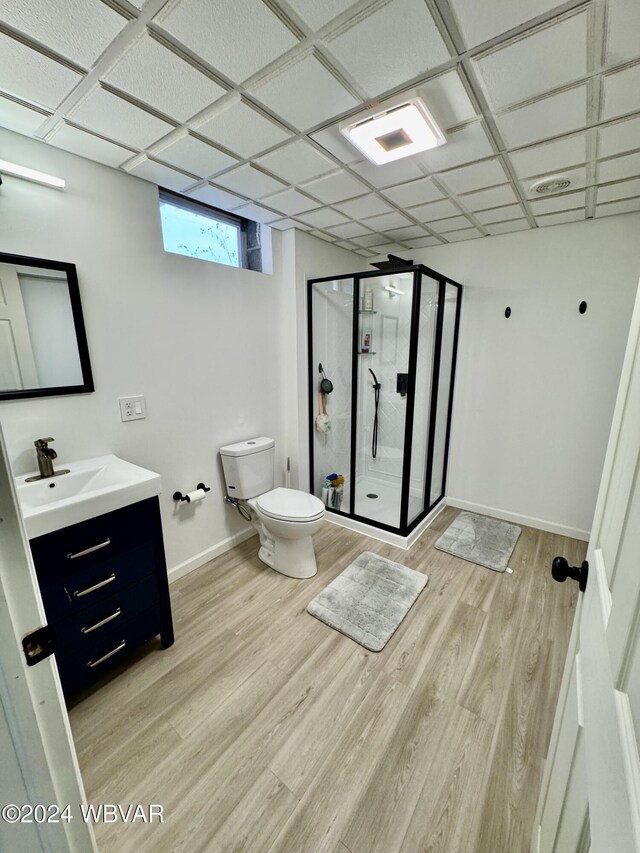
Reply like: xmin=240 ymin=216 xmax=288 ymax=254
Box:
xmin=119 ymin=395 xmax=146 ymax=422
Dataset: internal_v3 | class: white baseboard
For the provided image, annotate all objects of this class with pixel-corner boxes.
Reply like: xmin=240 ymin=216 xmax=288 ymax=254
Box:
xmin=446 ymin=497 xmax=590 ymax=541
xmin=168 ymin=527 xmax=256 ymax=583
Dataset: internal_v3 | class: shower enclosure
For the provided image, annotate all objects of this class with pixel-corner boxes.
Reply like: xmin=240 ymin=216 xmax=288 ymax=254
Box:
xmin=308 ymin=262 xmax=462 ymax=538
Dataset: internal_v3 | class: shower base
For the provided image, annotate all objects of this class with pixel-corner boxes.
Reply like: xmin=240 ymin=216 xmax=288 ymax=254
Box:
xmin=353 ymin=476 xmax=423 ymax=528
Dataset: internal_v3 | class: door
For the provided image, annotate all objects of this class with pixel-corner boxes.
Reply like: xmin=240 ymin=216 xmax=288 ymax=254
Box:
xmin=0 ymin=422 xmax=96 ymax=852
xmin=534 ymin=278 xmax=640 ymax=853
xmin=0 ymin=264 xmax=39 ymax=391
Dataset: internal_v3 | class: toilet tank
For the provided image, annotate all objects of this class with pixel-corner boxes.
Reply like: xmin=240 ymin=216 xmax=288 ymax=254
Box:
xmin=219 ymin=437 xmax=275 ymax=499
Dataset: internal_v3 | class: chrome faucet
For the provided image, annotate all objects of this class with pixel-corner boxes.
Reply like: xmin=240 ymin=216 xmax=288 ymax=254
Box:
xmin=25 ymin=438 xmax=70 ymax=482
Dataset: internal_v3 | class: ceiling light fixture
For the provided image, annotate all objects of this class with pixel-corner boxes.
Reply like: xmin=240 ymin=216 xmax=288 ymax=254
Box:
xmin=340 ymin=97 xmax=445 ymax=166
xmin=0 ymin=159 xmax=66 ymax=189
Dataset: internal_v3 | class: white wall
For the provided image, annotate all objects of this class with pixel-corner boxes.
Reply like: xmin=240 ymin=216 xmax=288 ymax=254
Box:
xmin=412 ymin=215 xmax=640 ymax=538
xmin=0 ymin=127 xmax=288 ymax=573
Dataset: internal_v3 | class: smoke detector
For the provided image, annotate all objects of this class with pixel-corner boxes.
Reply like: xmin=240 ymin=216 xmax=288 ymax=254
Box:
xmin=529 ymin=173 xmax=576 ymax=195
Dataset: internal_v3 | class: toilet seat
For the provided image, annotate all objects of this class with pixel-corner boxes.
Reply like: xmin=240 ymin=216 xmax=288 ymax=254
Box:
xmin=256 ymin=487 xmax=325 ymax=522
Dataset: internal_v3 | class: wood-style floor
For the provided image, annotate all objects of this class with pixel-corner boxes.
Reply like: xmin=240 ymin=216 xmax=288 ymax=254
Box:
xmin=69 ymin=506 xmax=584 ymax=853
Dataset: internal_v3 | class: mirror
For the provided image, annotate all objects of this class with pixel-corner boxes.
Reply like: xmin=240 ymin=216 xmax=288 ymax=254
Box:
xmin=0 ymin=253 xmax=93 ymax=400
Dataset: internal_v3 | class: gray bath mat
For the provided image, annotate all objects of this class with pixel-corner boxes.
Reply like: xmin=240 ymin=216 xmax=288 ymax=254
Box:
xmin=307 ymin=551 xmax=428 ymax=652
xmin=435 ymin=511 xmax=521 ymax=573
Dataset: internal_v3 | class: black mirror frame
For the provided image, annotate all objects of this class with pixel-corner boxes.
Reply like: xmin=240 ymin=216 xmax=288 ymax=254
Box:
xmin=0 ymin=252 xmax=94 ymax=401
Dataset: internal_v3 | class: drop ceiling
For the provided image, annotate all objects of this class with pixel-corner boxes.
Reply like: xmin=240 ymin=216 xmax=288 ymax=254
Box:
xmin=0 ymin=0 xmax=639 ymax=255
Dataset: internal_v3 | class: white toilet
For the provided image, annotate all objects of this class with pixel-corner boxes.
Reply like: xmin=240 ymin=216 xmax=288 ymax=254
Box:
xmin=220 ymin=437 xmax=325 ymax=578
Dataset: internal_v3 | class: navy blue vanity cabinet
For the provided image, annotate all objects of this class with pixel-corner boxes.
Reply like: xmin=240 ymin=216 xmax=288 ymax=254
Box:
xmin=28 ymin=496 xmax=174 ymax=696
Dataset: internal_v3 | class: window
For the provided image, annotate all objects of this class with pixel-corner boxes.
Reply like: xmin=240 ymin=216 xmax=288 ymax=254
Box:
xmin=159 ymin=190 xmax=245 ymax=269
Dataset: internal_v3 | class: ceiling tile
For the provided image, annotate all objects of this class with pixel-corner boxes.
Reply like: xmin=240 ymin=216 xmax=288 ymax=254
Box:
xmin=269 ymin=218 xmax=311 ymax=230
xmin=0 ymin=32 xmax=82 ymax=110
xmin=598 ymin=152 xmax=640 ymax=183
xmin=187 ymin=184 xmax=246 ymax=209
xmin=0 ymin=0 xmax=126 ymax=68
xmin=326 ymin=222 xmax=374 ymax=239
xmin=448 ymin=0 xmax=561 ymax=48
xmin=249 ymin=54 xmax=358 ymax=130
xmin=419 ymin=122 xmax=494 ymax=172
xmin=475 ymin=203 xmax=523 ymax=224
xmin=497 ymin=85 xmax=587 ymax=148
xmin=529 ymin=189 xmax=586 ymax=214
xmin=459 ymin=183 xmax=518 ymax=211
xmin=475 ymin=12 xmax=587 ymax=110
xmin=155 ymin=133 xmax=238 ymax=178
xmin=606 ymin=0 xmax=640 ymax=66
xmin=335 ymin=239 xmax=358 ymax=250
xmin=309 ymin=126 xmax=361 ymax=164
xmin=416 ymin=71 xmax=477 ymax=130
xmin=352 ymin=233 xmax=388 ymax=247
xmin=195 ymin=99 xmax=291 ymax=158
xmin=537 ymin=209 xmax=585 ymax=226
xmin=438 ymin=159 xmax=508 ymax=194
xmin=128 ymin=157 xmax=192 ymax=191
xmin=370 ymin=243 xmax=410 ymax=256
xmin=382 ymin=177 xmax=443 ymax=207
xmin=298 ymin=207 xmax=349 ymax=228
xmin=214 ymin=163 xmax=287 ymax=197
xmin=599 ymin=117 xmax=640 ymax=158
xmin=256 ymin=140 xmax=335 ymax=184
xmin=410 ymin=198 xmax=460 ymax=220
xmin=260 ymin=187 xmax=320 ymax=215
xmin=486 ymin=219 xmax=530 ymax=235
xmin=596 ymin=198 xmax=640 ymax=217
xmin=104 ymin=35 xmax=226 ymax=123
xmin=325 ymin=0 xmax=450 ymax=98
xmin=301 ymin=170 xmax=367 ymax=203
xmin=231 ymin=203 xmax=279 ymax=223
xmin=509 ymin=134 xmax=587 ymax=179
xmin=444 ymin=227 xmax=482 ymax=242
xmin=158 ymin=0 xmax=298 ymax=83
xmin=69 ymin=87 xmax=174 ymax=149
xmin=48 ymin=123 xmax=133 ymax=166
xmin=308 ymin=229 xmax=339 ymax=242
xmin=351 ymin=157 xmax=424 ymax=188
xmin=430 ymin=214 xmax=472 ymax=232
xmin=406 ymin=235 xmax=443 ymax=248
xmin=597 ymin=177 xmax=640 ymax=203
xmin=355 ymin=248 xmax=375 ymax=257
xmin=0 ymin=96 xmax=47 ymax=135
xmin=285 ymin=0 xmax=359 ymax=30
xmin=361 ymin=211 xmax=412 ymax=230
xmin=333 ymin=193 xmax=394 ymax=218
xmin=386 ymin=225 xmax=429 ymax=241
xmin=601 ymin=65 xmax=640 ymax=120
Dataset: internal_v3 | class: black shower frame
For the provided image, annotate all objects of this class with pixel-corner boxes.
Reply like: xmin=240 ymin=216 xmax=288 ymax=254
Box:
xmin=307 ymin=264 xmax=463 ymax=539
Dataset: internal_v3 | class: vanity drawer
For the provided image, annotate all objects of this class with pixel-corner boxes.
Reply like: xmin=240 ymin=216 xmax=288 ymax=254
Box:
xmin=55 ymin=607 xmax=161 ymax=695
xmin=39 ymin=540 xmax=156 ymax=623
xmin=54 ymin=574 xmax=159 ymax=656
xmin=29 ymin=498 xmax=158 ymax=585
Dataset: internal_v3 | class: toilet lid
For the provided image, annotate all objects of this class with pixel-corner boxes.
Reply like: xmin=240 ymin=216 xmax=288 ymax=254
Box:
xmin=257 ymin=488 xmax=325 ymax=522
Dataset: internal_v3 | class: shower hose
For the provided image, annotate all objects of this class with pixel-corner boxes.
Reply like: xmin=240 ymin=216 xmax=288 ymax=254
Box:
xmin=369 ymin=368 xmax=381 ymax=459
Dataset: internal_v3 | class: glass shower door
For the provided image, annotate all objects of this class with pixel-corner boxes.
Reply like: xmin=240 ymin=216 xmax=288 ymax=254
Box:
xmin=353 ymin=272 xmax=415 ymax=528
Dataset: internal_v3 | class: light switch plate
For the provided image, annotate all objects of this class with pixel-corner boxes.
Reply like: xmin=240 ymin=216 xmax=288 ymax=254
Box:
xmin=119 ymin=395 xmax=146 ymax=422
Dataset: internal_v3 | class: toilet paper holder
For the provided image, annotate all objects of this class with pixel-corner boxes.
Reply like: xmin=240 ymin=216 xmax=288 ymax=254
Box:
xmin=173 ymin=483 xmax=211 ymax=502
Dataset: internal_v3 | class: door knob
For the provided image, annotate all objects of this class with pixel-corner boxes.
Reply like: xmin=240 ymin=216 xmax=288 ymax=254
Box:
xmin=551 ymin=556 xmax=589 ymax=592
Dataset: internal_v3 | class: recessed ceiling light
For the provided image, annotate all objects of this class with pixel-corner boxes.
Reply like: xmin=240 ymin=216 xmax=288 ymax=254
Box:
xmin=340 ymin=97 xmax=445 ymax=166
xmin=0 ymin=159 xmax=66 ymax=189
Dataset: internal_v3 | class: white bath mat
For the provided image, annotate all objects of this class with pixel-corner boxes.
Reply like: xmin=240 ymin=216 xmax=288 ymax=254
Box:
xmin=307 ymin=551 xmax=428 ymax=652
xmin=435 ymin=511 xmax=521 ymax=573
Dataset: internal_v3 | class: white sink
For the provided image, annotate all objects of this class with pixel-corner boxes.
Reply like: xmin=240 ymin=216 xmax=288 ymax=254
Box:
xmin=16 ymin=454 xmax=162 ymax=539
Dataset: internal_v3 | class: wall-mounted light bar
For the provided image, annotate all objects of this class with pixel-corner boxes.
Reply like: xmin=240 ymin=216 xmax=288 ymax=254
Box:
xmin=0 ymin=159 xmax=65 ymax=189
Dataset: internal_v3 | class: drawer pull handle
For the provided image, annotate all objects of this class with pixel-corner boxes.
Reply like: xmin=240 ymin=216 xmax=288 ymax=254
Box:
xmin=87 ymin=640 xmax=126 ymax=668
xmin=81 ymin=608 xmax=122 ymax=634
xmin=73 ymin=573 xmax=116 ymax=598
xmin=67 ymin=538 xmax=111 ymax=560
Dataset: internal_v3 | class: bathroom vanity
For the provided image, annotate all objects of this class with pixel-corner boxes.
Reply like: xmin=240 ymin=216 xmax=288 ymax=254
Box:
xmin=17 ymin=455 xmax=173 ymax=696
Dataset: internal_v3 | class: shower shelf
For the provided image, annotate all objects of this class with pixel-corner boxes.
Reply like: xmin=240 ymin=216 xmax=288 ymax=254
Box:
xmin=359 ymin=309 xmax=377 ymax=314
xmin=358 ymin=351 xmax=377 ymax=355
